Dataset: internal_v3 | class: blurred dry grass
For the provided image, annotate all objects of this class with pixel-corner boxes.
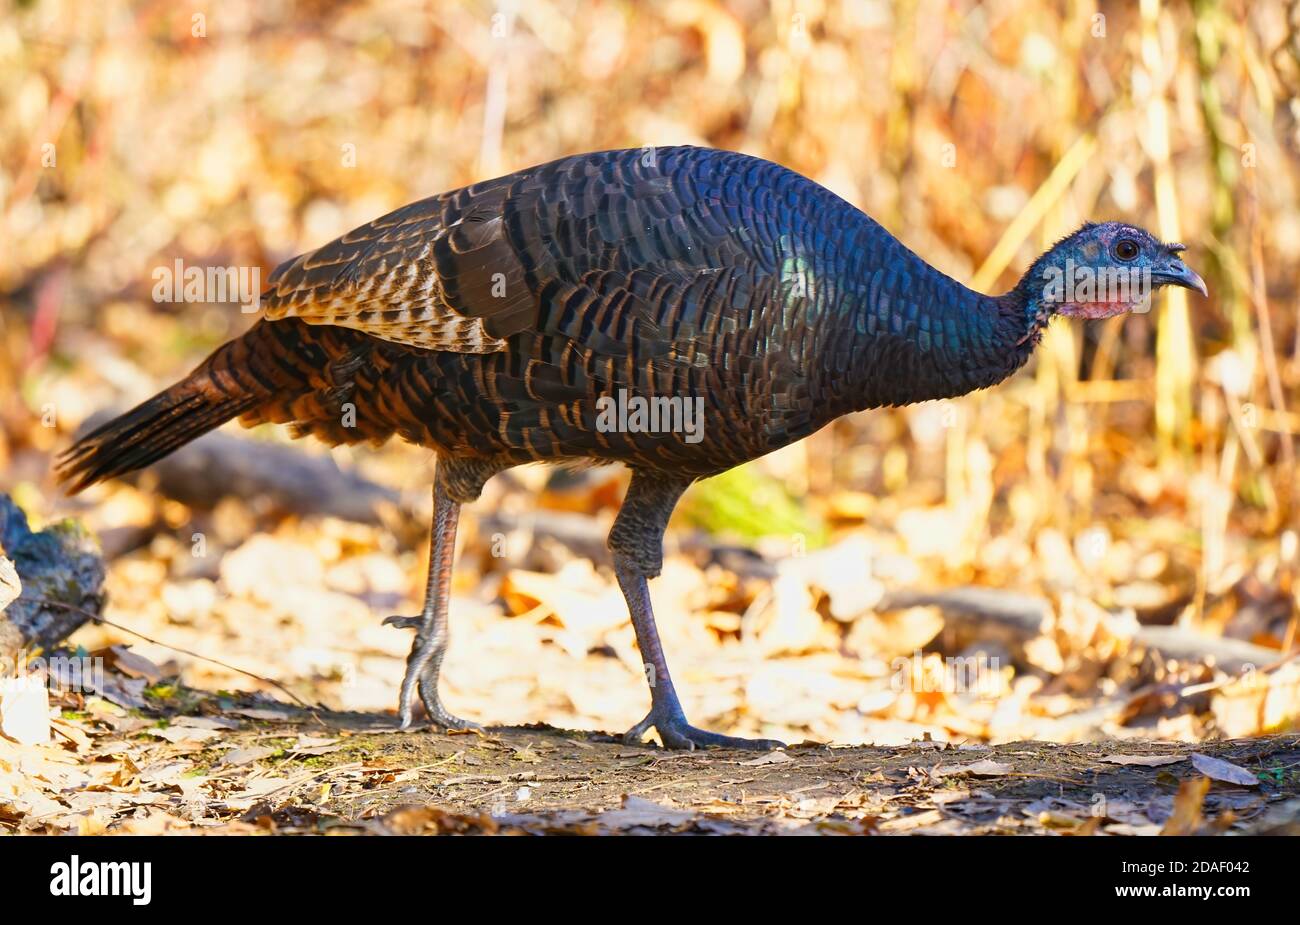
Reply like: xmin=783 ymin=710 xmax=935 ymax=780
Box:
xmin=1 ymin=0 xmax=1299 ymax=746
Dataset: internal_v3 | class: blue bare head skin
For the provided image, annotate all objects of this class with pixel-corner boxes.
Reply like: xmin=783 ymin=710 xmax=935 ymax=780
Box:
xmin=1016 ymin=221 xmax=1207 ymax=329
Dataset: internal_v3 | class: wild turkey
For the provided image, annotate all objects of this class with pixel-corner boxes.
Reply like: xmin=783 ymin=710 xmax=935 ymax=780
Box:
xmin=58 ymin=146 xmax=1206 ymax=750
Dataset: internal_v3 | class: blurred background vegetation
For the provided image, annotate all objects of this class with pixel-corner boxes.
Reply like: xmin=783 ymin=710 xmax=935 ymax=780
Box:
xmin=1 ymin=0 xmax=1298 ymax=743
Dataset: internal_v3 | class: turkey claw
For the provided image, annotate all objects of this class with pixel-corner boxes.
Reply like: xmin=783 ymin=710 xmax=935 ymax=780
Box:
xmin=384 ymin=614 xmax=423 ymax=630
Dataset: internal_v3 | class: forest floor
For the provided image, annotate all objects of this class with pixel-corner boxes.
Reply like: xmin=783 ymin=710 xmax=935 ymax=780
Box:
xmin=283 ymin=716 xmax=1300 ymax=836
xmin=6 ymin=681 xmax=1298 ymax=836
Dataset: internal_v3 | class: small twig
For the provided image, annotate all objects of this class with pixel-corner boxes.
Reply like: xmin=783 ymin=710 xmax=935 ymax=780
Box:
xmin=17 ymin=596 xmax=314 ymax=710
xmin=237 ymin=762 xmax=365 ymax=806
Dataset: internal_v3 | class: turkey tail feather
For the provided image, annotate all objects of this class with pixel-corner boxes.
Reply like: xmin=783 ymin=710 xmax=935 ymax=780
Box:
xmin=56 ymin=321 xmax=307 ymax=493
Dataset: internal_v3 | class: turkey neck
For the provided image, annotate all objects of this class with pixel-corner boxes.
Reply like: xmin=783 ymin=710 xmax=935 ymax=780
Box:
xmin=816 ymin=221 xmax=1043 ymax=417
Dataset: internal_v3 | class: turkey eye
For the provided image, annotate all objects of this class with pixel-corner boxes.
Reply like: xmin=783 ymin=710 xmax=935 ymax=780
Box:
xmin=1113 ymin=239 xmax=1139 ymax=261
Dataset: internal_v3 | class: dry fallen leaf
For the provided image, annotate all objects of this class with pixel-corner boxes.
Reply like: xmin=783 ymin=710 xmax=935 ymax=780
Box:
xmin=1160 ymin=776 xmax=1210 ymax=835
xmin=597 ymin=795 xmax=698 ymax=830
xmin=933 ymin=759 xmax=1013 ymax=778
xmin=222 ymin=776 xmax=302 ymax=811
xmin=1099 ymin=754 xmax=1185 ymax=767
xmin=1107 ymin=822 xmax=1164 ymax=836
xmin=102 ymin=645 xmax=165 ymax=683
xmin=879 ymin=809 xmax=945 ymax=832
xmin=221 ymin=745 xmax=276 ymax=767
xmin=106 ymin=756 xmax=141 ymax=790
xmin=1070 ymin=817 xmax=1103 ymax=836
xmin=173 ymin=715 xmax=241 ymax=731
xmin=50 ymin=716 xmax=94 ymax=751
xmin=95 ymin=676 xmax=149 ymax=711
xmin=227 ymin=707 xmax=303 ymax=722
xmin=1038 ymin=810 xmax=1086 ymax=829
xmin=740 ymin=750 xmax=793 ymax=766
xmin=152 ymin=724 xmax=223 ymax=745
xmin=1190 ymin=753 xmax=1258 ymax=788
xmin=288 ymin=735 xmax=344 ymax=756
xmin=500 ymin=566 xmax=627 ymax=635
xmin=112 ymin=808 xmax=195 ymax=835
xmin=1211 ymin=662 xmax=1300 ymax=737
xmin=294 ymin=735 xmax=339 ymax=748
xmin=382 ymin=805 xmax=498 ymax=835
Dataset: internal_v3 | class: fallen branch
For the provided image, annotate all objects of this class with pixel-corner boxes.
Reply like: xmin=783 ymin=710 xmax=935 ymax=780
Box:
xmin=74 ymin=412 xmax=403 ymax=525
xmin=878 ymin=585 xmax=1282 ymax=673
xmin=0 ymin=493 xmax=105 ymax=665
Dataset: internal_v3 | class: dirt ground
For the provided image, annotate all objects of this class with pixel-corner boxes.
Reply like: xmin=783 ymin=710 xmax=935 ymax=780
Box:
xmin=36 ymin=688 xmax=1288 ymax=837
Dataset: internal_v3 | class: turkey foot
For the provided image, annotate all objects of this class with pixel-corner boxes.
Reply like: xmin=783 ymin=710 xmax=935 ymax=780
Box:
xmin=623 ymin=707 xmax=784 ymax=751
xmin=385 ymin=614 xmax=479 ymax=731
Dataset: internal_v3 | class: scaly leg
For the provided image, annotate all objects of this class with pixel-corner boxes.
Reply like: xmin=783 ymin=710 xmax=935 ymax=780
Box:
xmin=384 ymin=474 xmax=475 ymax=730
xmin=611 ymin=470 xmax=784 ymax=751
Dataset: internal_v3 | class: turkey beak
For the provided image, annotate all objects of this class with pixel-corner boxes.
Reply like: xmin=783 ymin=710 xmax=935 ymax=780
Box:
xmin=1153 ymin=253 xmax=1208 ymax=297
